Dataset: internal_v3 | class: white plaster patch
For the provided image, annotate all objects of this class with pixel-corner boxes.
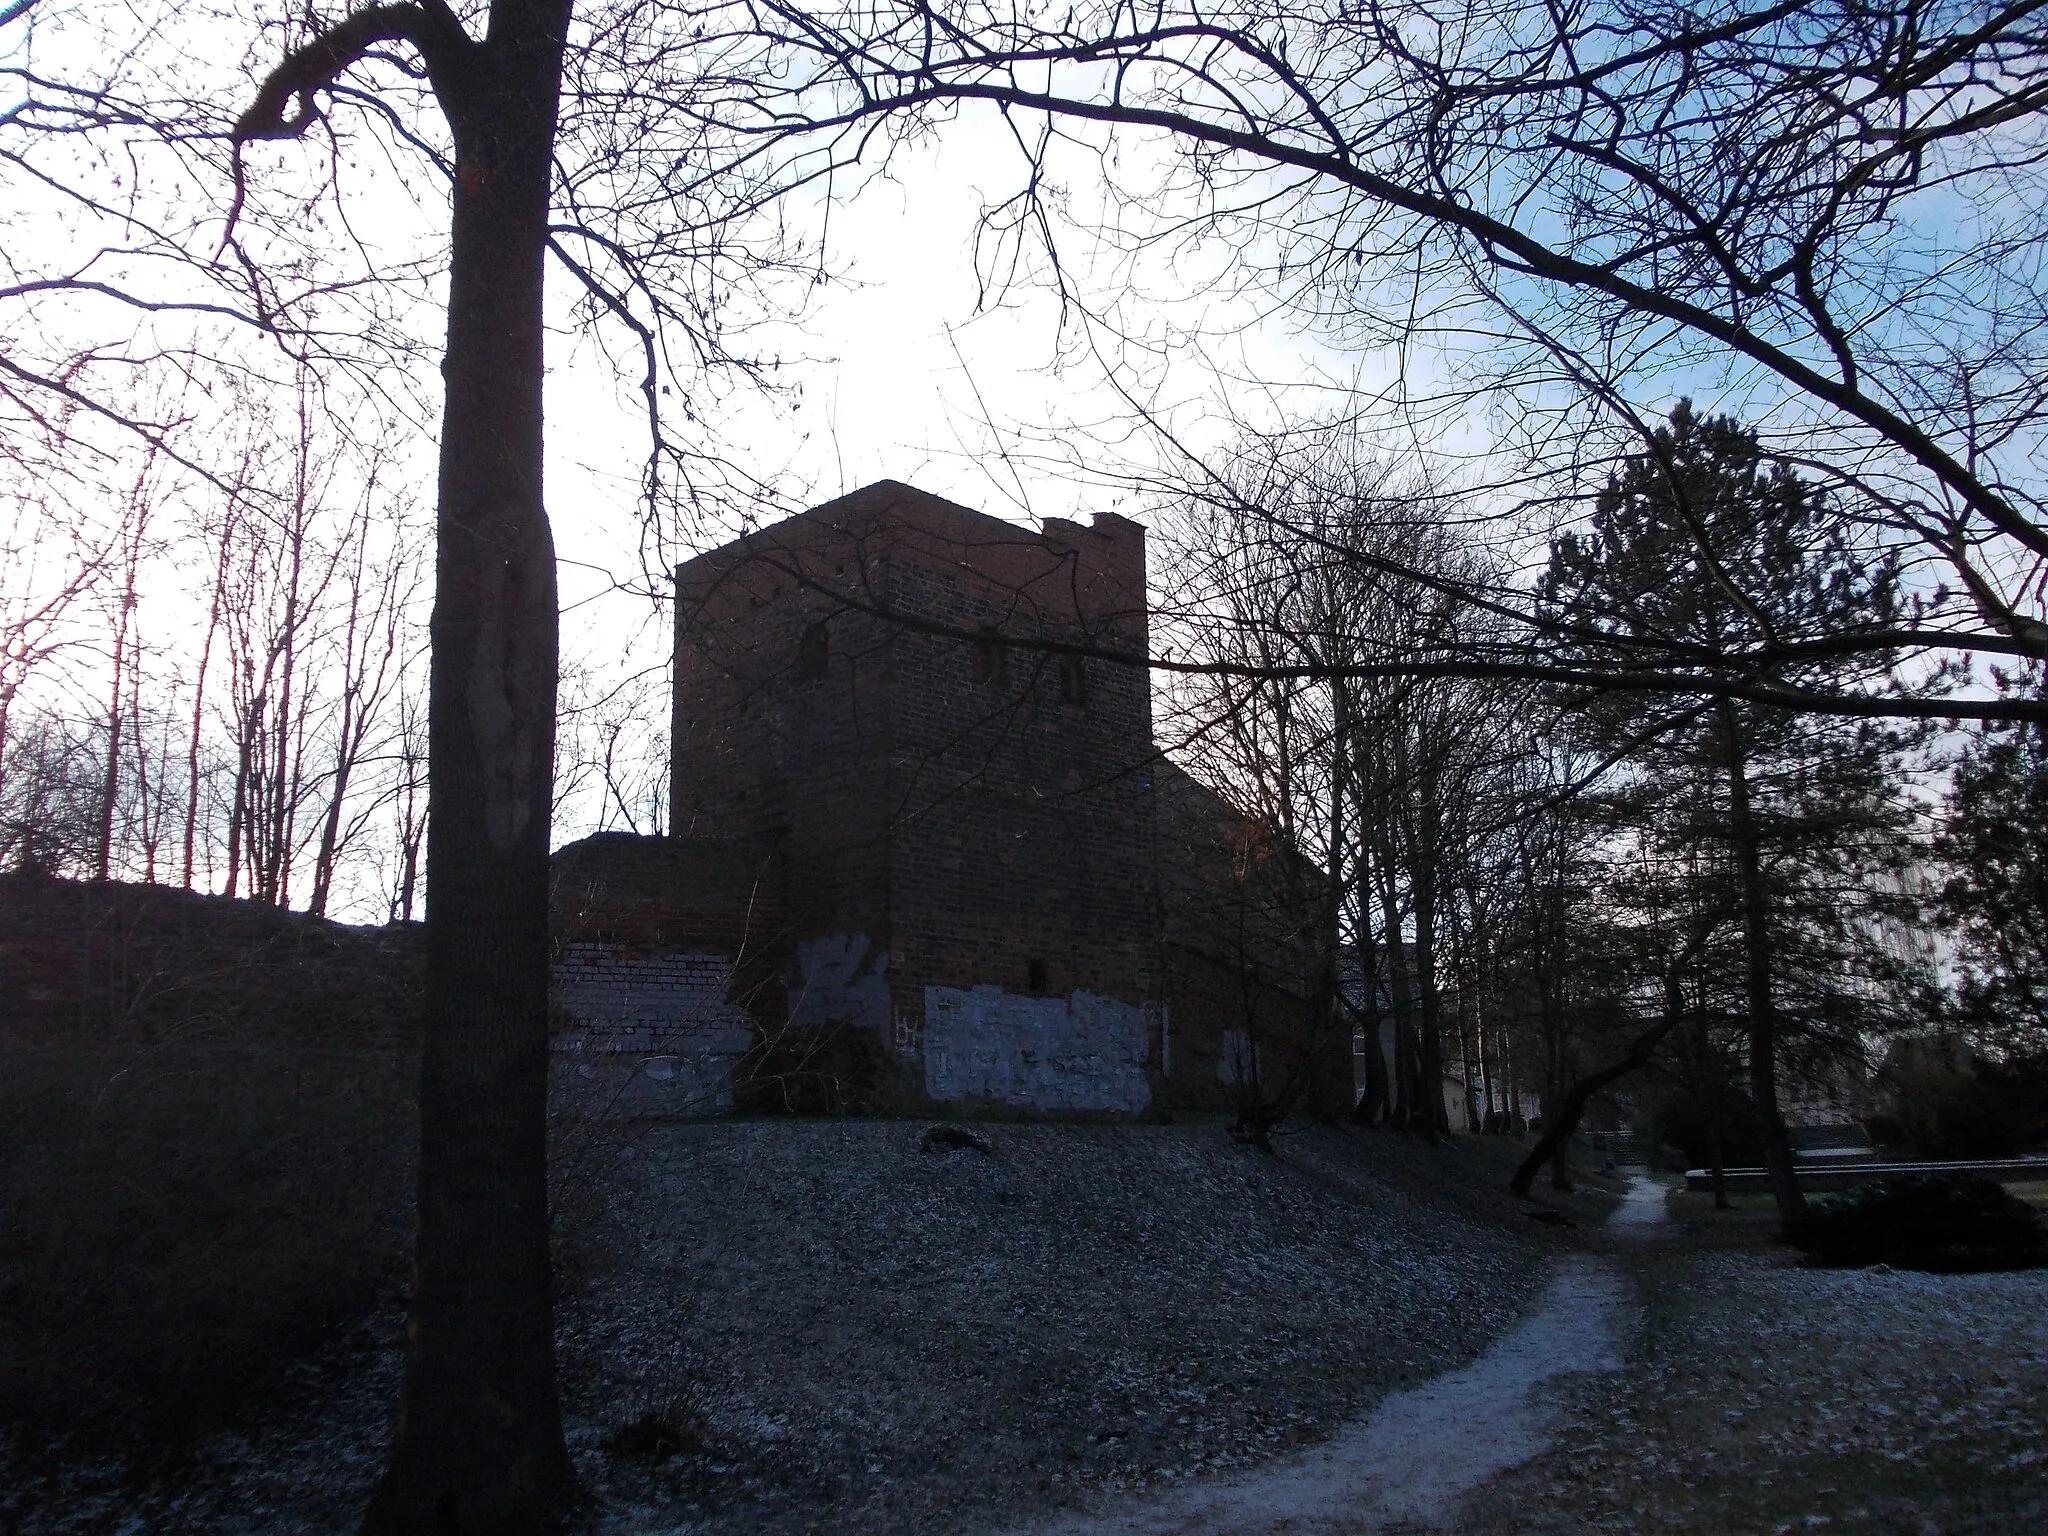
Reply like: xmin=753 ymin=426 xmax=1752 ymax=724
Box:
xmin=788 ymin=933 xmax=892 ymax=1033
xmin=922 ymin=985 xmax=1152 ymax=1112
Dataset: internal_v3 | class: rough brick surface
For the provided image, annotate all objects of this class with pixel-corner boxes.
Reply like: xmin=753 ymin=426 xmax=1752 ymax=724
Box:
xmin=547 ymin=835 xmax=786 ymax=1116
xmin=550 ymin=941 xmax=752 ymax=1117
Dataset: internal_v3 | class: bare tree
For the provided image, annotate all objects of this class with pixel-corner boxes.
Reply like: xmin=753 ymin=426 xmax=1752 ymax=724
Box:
xmin=761 ymin=0 xmax=2048 ymax=719
xmin=215 ymin=4 xmax=824 ymax=1525
xmin=1157 ymin=425 xmax=1567 ymax=1138
xmin=90 ymin=454 xmax=162 ymax=882
xmin=387 ymin=681 xmax=428 ymax=925
xmin=0 ymin=500 xmax=110 ymax=842
xmin=307 ymin=483 xmax=423 ymax=917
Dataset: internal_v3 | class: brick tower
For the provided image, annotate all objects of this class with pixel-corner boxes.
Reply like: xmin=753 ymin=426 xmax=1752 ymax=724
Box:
xmin=669 ymin=480 xmax=1165 ymax=1111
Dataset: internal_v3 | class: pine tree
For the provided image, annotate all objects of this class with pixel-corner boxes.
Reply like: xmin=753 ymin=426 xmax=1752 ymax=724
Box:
xmin=1939 ymin=670 xmax=2048 ymax=1050
xmin=1542 ymin=403 xmax=1920 ymax=1225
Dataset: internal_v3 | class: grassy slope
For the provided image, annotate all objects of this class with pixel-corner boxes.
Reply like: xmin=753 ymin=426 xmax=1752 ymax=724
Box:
xmin=2 ymin=874 xmax=1630 ymax=1532
xmin=556 ymin=1118 xmax=1615 ymax=1536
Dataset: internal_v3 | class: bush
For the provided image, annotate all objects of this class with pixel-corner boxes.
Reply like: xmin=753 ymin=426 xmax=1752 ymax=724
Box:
xmin=1651 ymin=1088 xmax=1766 ymax=1170
xmin=734 ymin=1019 xmax=893 ymax=1114
xmin=1879 ymin=1044 xmax=2048 ymax=1159
xmin=1787 ymin=1173 xmax=2048 ymax=1272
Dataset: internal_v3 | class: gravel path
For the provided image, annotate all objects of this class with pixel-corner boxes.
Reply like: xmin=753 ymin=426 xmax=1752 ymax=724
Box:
xmin=1008 ymin=1178 xmax=1652 ymax=1535
xmin=1458 ymin=1184 xmax=2048 ymax=1536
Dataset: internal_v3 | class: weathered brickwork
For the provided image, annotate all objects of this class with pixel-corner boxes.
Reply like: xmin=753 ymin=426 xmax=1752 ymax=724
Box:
xmin=547 ymin=833 xmax=787 ymax=1116
xmin=545 ymin=479 xmax=1349 ymax=1117
xmin=666 ymin=481 xmax=1171 ymax=1113
xmin=550 ymin=943 xmax=753 ymax=1116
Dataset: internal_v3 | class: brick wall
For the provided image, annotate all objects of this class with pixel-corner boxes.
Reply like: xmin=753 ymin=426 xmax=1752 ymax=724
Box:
xmin=652 ymin=480 xmax=1347 ymax=1119
xmin=550 ymin=943 xmax=753 ymax=1117
xmin=547 ymin=834 xmax=785 ymax=1117
xmin=1156 ymin=761 xmax=1353 ymax=1116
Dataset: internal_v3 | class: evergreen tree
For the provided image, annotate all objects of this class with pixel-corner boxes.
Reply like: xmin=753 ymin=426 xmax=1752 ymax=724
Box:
xmin=1542 ymin=403 xmax=1921 ymax=1224
xmin=1939 ymin=670 xmax=2048 ymax=1051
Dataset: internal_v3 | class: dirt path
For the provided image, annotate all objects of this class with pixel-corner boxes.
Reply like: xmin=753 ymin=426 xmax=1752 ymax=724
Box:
xmin=1004 ymin=1177 xmax=1659 ymax=1535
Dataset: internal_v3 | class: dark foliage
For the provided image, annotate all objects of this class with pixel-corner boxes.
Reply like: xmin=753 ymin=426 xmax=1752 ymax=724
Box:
xmin=603 ymin=1394 xmax=716 ymax=1462
xmin=1541 ymin=403 xmax=1921 ymax=1218
xmin=1939 ymin=685 xmax=2048 ymax=1050
xmin=1652 ymin=1088 xmax=1767 ymax=1169
xmin=734 ymin=1019 xmax=891 ymax=1114
xmin=1787 ymin=1174 xmax=2048 ymax=1272
xmin=1880 ymin=1047 xmax=2048 ymax=1160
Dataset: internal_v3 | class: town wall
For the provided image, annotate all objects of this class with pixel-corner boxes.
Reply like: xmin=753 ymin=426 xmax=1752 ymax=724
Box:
xmin=548 ymin=833 xmax=785 ymax=1117
xmin=603 ymin=480 xmax=1351 ymax=1118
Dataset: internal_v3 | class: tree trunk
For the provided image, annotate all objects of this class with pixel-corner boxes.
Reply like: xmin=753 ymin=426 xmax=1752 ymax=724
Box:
xmin=309 ymin=540 xmax=370 ymax=918
xmin=1410 ymin=780 xmax=1448 ymax=1138
xmin=1708 ymin=1111 xmax=1730 ymax=1210
xmin=1688 ymin=1011 xmax=1732 ymax=1208
xmin=1348 ymin=797 xmax=1388 ymax=1126
xmin=183 ymin=507 xmax=235 ymax=890
xmin=224 ymin=705 xmax=252 ymax=898
xmin=1350 ymin=927 xmax=1389 ymax=1124
xmin=128 ymin=627 xmax=159 ymax=882
xmin=1720 ymin=702 xmax=1806 ymax=1226
xmin=1386 ymin=929 xmax=1416 ymax=1128
xmin=1319 ymin=678 xmax=1349 ymax=1117
xmin=1512 ymin=1012 xmax=1681 ymax=1198
xmin=94 ymin=564 xmax=131 ymax=882
xmin=359 ymin=6 xmax=576 ymax=1529
xmin=264 ymin=469 xmax=305 ymax=906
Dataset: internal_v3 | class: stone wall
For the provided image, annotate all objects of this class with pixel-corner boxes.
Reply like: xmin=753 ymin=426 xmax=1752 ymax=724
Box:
xmin=550 ymin=942 xmax=754 ymax=1117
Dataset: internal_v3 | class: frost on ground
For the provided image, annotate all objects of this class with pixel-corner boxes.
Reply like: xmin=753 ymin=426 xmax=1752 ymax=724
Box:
xmin=1 ymin=1120 xmax=1583 ymax=1535
xmin=1013 ymin=1252 xmax=1632 ymax=1536
xmin=1457 ymin=1197 xmax=2048 ymax=1536
xmin=561 ymin=1122 xmax=1573 ymax=1536
xmin=1007 ymin=1172 xmax=1657 ymax=1536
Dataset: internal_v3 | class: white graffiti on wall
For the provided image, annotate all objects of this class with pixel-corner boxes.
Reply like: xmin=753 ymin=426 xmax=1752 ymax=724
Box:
xmin=922 ymin=985 xmax=1152 ymax=1112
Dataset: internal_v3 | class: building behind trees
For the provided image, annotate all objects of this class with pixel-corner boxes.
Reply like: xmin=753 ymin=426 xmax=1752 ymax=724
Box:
xmin=552 ymin=480 xmax=1351 ymax=1119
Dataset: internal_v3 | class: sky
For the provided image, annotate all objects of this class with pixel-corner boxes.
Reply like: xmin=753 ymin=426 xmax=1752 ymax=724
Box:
xmin=5 ymin=1 xmax=2011 ymax=921
xmin=3 ymin=4 xmax=1394 ymax=919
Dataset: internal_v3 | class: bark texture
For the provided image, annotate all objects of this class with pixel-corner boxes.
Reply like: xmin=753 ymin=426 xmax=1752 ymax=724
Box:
xmin=232 ymin=2 xmax=578 ymax=1529
xmin=1721 ymin=703 xmax=1807 ymax=1227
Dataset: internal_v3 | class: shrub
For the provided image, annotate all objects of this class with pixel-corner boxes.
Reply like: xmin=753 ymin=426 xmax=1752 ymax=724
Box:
xmin=1879 ymin=1043 xmax=2048 ymax=1159
xmin=1651 ymin=1089 xmax=1766 ymax=1169
xmin=1787 ymin=1173 xmax=2048 ymax=1272
xmin=734 ymin=1019 xmax=893 ymax=1114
